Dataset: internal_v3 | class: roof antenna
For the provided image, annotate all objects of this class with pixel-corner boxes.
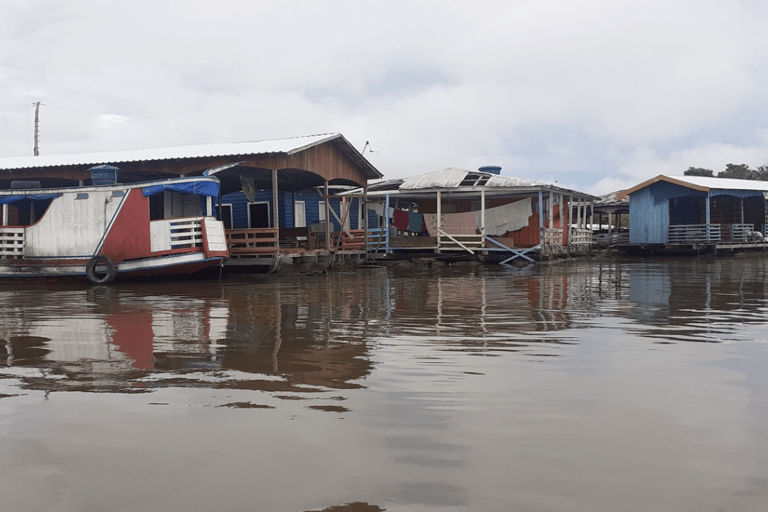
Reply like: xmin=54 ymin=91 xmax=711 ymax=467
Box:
xmin=362 ymin=141 xmax=379 ymax=155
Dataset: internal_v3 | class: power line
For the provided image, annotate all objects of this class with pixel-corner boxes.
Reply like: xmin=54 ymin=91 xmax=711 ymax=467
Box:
xmin=0 ymin=104 xmax=35 ymax=122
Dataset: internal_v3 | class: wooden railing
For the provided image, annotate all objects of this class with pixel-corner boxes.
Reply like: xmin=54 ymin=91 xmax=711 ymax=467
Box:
xmin=437 ymin=229 xmax=484 ymax=254
xmin=668 ymin=223 xmax=755 ymax=244
xmin=149 ymin=217 xmax=203 ymax=252
xmin=226 ymin=228 xmax=279 ymax=256
xmin=542 ymin=228 xmax=563 ymax=246
xmin=333 ymin=229 xmax=366 ymax=250
xmin=569 ymin=228 xmax=592 ymax=246
xmin=721 ymin=224 xmax=753 ymax=242
xmin=668 ymin=224 xmax=719 ymax=243
xmin=593 ymin=231 xmax=629 ymax=246
xmin=0 ymin=227 xmax=24 ymax=258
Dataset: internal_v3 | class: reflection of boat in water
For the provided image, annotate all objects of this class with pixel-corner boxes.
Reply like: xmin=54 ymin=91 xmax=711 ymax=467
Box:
xmin=0 ymin=167 xmax=228 ymax=283
xmin=0 ymin=282 xmax=377 ymax=394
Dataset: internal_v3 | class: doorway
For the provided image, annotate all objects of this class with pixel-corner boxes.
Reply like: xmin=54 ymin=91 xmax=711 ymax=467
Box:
xmin=248 ymin=202 xmax=270 ymax=228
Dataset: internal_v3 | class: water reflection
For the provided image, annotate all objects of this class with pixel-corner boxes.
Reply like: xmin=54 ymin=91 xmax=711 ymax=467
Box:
xmin=2 ymin=259 xmax=768 ymax=511
xmin=623 ymin=256 xmax=768 ymax=342
xmin=3 ymin=258 xmax=768 ymax=397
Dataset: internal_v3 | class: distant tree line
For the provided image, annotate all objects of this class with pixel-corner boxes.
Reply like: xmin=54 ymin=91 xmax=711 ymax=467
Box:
xmin=684 ymin=164 xmax=768 ymax=180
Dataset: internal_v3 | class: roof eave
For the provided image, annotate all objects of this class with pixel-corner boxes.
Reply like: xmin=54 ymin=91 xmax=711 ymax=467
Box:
xmin=617 ymin=175 xmax=709 ymax=199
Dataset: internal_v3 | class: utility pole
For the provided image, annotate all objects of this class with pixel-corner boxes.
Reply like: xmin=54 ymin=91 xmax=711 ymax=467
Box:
xmin=33 ymin=101 xmax=40 ymax=156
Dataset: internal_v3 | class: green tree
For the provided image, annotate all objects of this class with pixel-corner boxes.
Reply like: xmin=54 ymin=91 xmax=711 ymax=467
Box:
xmin=718 ymin=163 xmax=753 ymax=179
xmin=754 ymin=165 xmax=768 ymax=181
xmin=684 ymin=167 xmax=714 ymax=177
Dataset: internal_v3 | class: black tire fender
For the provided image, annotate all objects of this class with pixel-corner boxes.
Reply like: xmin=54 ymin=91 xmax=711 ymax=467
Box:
xmin=86 ymin=255 xmax=117 ymax=284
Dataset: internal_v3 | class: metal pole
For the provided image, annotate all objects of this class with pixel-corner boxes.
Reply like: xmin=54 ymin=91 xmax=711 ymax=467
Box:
xmin=33 ymin=101 xmax=40 ymax=156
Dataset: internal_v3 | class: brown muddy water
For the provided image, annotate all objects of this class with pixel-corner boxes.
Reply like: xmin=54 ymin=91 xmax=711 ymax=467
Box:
xmin=1 ymin=256 xmax=768 ymax=512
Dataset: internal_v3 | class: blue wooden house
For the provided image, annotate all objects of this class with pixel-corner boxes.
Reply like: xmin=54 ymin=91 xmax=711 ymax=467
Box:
xmin=218 ymin=186 xmax=366 ymax=232
xmin=619 ymin=175 xmax=768 ymax=248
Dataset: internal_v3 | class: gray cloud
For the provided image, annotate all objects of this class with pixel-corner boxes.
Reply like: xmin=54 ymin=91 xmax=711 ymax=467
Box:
xmin=2 ymin=0 xmax=768 ymax=195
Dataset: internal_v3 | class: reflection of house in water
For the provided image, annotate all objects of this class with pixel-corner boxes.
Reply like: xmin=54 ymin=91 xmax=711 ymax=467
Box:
xmin=625 ymin=258 xmax=768 ymax=340
xmin=385 ymin=266 xmax=584 ymax=345
xmin=0 ymin=278 xmax=384 ymax=394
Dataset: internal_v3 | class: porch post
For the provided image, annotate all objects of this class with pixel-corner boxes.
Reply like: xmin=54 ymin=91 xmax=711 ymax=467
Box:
xmin=481 ymin=189 xmax=486 ymax=239
xmin=538 ymin=190 xmax=544 ymax=245
xmin=363 ymin=185 xmax=369 ymax=260
xmin=577 ymin=198 xmax=583 ymax=230
xmin=384 ymin=193 xmax=391 ymax=253
xmin=324 ymin=180 xmax=330 ymax=251
xmin=548 ymin=191 xmax=554 ymax=230
xmin=740 ymin=197 xmax=744 ymax=224
xmin=272 ymin=169 xmax=279 ymax=236
xmin=608 ymin=210 xmax=613 ymax=236
xmin=437 ymin=190 xmax=442 ymax=253
xmin=560 ymin=193 xmax=565 ymax=245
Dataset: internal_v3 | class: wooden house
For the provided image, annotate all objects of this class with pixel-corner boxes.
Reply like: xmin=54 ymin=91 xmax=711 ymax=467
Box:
xmin=0 ymin=133 xmax=383 ymax=267
xmin=346 ymin=167 xmax=599 ymax=262
xmin=618 ymin=174 xmax=768 ymax=253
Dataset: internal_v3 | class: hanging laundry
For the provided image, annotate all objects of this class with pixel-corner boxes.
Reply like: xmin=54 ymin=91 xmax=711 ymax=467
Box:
xmin=423 ymin=211 xmax=478 ymax=236
xmin=408 ymin=212 xmax=424 ymax=232
xmin=479 ymin=197 xmax=532 ymax=236
xmin=393 ymin=209 xmax=409 ymax=230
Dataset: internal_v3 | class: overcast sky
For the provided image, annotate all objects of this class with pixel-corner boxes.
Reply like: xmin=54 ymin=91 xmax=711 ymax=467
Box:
xmin=2 ymin=0 xmax=768 ymax=195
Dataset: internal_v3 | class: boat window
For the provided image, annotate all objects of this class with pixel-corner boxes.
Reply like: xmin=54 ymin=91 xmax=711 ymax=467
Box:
xmin=149 ymin=191 xmax=203 ymax=221
xmin=76 ymin=193 xmax=89 ymax=200
xmin=0 ymin=197 xmax=54 ymax=226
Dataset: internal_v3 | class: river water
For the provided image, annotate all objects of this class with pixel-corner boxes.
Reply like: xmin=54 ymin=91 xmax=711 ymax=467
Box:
xmin=1 ymin=256 xmax=767 ymax=512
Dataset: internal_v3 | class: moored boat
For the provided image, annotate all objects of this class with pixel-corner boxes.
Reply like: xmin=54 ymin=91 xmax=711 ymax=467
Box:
xmin=0 ymin=167 xmax=228 ymax=283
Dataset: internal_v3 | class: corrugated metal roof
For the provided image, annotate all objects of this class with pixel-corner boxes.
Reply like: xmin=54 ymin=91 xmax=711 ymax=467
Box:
xmin=669 ymin=175 xmax=768 ymax=191
xmin=621 ymin=174 xmax=768 ymax=198
xmin=399 ymin=167 xmax=541 ymax=189
xmin=0 ymin=133 xmax=342 ymax=170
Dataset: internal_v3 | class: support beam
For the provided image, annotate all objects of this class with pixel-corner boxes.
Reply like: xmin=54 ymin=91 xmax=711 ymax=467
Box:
xmin=538 ymin=190 xmax=544 ymax=245
xmin=272 ymin=169 xmax=279 ymax=237
xmin=363 ymin=185 xmax=369 ymax=260
xmin=324 ymin=180 xmax=330 ymax=251
xmin=436 ymin=190 xmax=442 ymax=253
xmin=559 ymin=193 xmax=565 ymax=245
xmin=549 ymin=190 xmax=555 ymax=229
xmin=481 ymin=189 xmax=486 ymax=250
xmin=384 ymin=193 xmax=391 ymax=253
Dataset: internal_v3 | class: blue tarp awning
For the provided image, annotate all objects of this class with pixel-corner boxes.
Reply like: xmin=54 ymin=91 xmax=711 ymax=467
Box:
xmin=0 ymin=193 xmax=61 ymax=205
xmin=141 ymin=180 xmax=220 ymax=198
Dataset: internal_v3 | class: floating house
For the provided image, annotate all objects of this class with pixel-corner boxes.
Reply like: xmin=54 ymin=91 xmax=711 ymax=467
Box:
xmin=591 ymin=191 xmax=630 ymax=248
xmin=0 ymin=133 xmax=383 ymax=274
xmin=345 ymin=167 xmax=600 ymax=262
xmin=618 ymin=174 xmax=768 ymax=254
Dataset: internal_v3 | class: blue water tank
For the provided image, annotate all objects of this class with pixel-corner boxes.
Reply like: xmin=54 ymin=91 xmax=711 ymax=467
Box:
xmin=88 ymin=165 xmax=120 ymax=185
xmin=478 ymin=166 xmax=501 ymax=175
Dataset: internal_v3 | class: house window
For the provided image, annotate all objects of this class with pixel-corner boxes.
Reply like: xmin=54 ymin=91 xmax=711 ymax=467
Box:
xmin=318 ymin=201 xmax=326 ymax=222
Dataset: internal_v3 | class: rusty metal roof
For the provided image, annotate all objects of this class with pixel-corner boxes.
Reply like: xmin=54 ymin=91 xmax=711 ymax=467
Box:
xmin=363 ymin=167 xmax=598 ymax=200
